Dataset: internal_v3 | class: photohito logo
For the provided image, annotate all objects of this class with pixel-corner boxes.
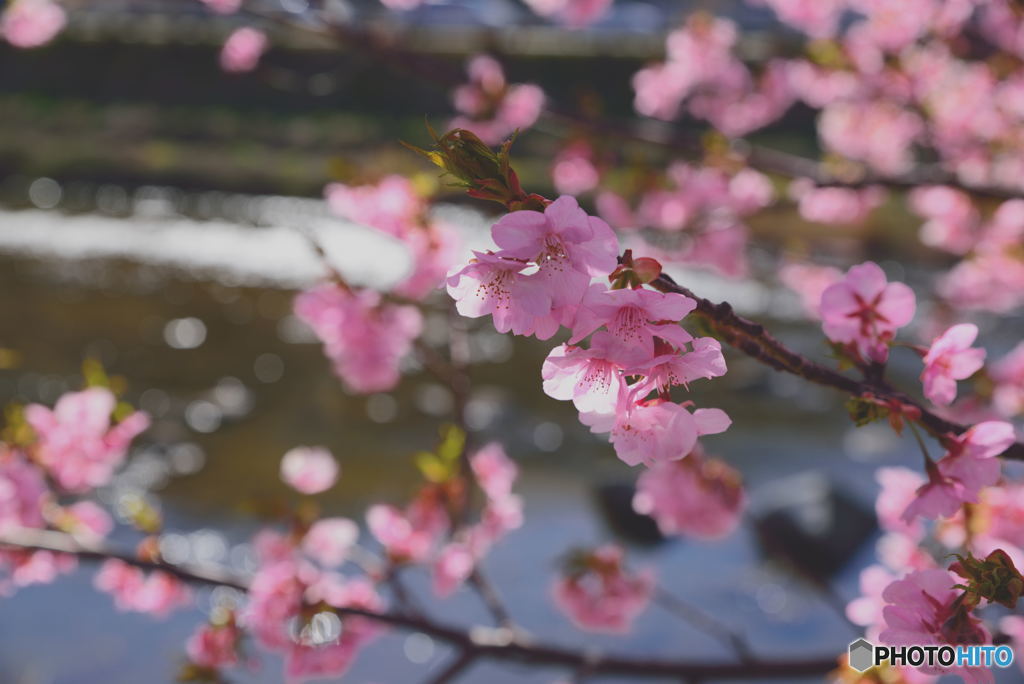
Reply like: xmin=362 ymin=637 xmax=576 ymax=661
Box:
xmin=848 ymin=639 xmax=1016 ymax=672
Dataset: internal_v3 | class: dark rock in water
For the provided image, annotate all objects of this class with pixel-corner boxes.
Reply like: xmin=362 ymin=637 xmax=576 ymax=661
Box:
xmin=594 ymin=482 xmax=666 ymax=546
xmin=752 ymin=471 xmax=876 ymax=582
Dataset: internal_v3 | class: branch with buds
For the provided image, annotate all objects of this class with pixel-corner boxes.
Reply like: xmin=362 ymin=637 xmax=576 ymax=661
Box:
xmin=416 ymin=127 xmax=1024 ymax=462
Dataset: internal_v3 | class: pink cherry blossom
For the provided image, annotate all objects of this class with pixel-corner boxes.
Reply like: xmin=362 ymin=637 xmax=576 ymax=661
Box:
xmin=876 ymin=532 xmax=936 ymax=574
xmin=302 ymin=518 xmax=358 ymax=567
xmin=394 ymin=222 xmax=461 ymax=300
xmin=324 ymin=175 xmax=422 ymax=239
xmin=902 ymin=455 xmax=1001 ymax=523
xmin=446 ymin=251 xmax=555 ymax=338
xmin=450 ymin=55 xmax=544 ymax=145
xmin=901 ymin=422 xmax=1015 ymax=522
xmin=542 ymin=333 xmax=632 ymax=414
xmin=875 ymin=467 xmax=926 ymax=538
xmin=820 ymin=261 xmax=916 ymax=362
xmin=469 ymin=443 xmax=517 ymax=502
xmin=61 ymin=501 xmax=113 ymax=542
xmin=908 ymin=185 xmax=979 ymax=254
xmin=187 ymin=620 xmax=241 ymax=669
xmin=779 ymin=262 xmax=842 ymax=319
xmin=631 ymin=337 xmax=727 ymax=395
xmin=632 ymin=16 xmax=741 ymax=121
xmin=25 ymin=387 xmax=150 ymax=493
xmin=1000 ymin=615 xmax=1024 ymax=674
xmin=632 ymin=448 xmax=745 ymax=539
xmin=879 ymin=569 xmax=993 ymax=683
xmin=220 ymin=27 xmax=267 ymax=74
xmin=471 ymin=492 xmax=523 ymax=549
xmin=1 ymin=0 xmax=65 ymax=48
xmin=921 ymin=323 xmax=985 ymax=406
xmin=596 ymin=191 xmax=637 ymax=230
xmin=789 ymin=179 xmax=886 ymax=225
xmin=581 ymin=399 xmax=730 ymax=467
xmin=247 ymin=560 xmax=307 ymax=651
xmin=552 ymin=545 xmax=653 ymax=633
xmin=846 ymin=564 xmax=897 ymax=640
xmin=432 ymin=543 xmax=475 ymax=598
xmin=280 ymin=447 xmax=339 ymax=495
xmin=491 ymin=195 xmax=618 ymax=291
xmin=0 ymin=548 xmax=75 ymax=594
xmin=0 ymin=451 xmax=46 ymax=533
xmin=293 ymin=284 xmax=422 ymax=393
xmin=551 ymin=142 xmax=600 ymax=196
xmin=253 ymin=528 xmax=297 ymax=566
xmin=991 ymin=342 xmax=1024 ymax=417
xmin=568 ymin=286 xmax=696 ymax=356
xmin=819 ymin=101 xmax=922 ymax=175
xmin=94 ymin=559 xmax=191 ymax=617
xmin=285 ymin=576 xmax=384 ymax=683
xmin=947 ymin=421 xmax=1017 ymax=460
xmin=366 ymin=490 xmax=446 ymax=564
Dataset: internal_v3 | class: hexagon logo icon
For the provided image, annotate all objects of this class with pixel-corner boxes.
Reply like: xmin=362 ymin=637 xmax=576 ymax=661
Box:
xmin=848 ymin=638 xmax=874 ymax=672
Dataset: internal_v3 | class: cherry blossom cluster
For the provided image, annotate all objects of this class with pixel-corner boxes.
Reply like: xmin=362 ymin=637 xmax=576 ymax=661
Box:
xmin=552 ymin=545 xmax=653 ymax=633
xmin=632 ymin=13 xmax=794 ymax=136
xmin=293 ymin=175 xmax=460 ymax=393
xmin=450 ymin=55 xmax=545 ymax=146
xmin=0 ymin=386 xmax=175 ymax=602
xmin=447 ymin=196 xmax=732 ymax=469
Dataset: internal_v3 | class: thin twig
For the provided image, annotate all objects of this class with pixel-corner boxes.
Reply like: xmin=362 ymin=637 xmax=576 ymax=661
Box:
xmin=0 ymin=528 xmax=839 ymax=680
xmin=424 ymin=650 xmax=478 ymax=684
xmin=654 ymin=587 xmax=754 ymax=664
xmin=467 ymin=568 xmax=515 ymax=630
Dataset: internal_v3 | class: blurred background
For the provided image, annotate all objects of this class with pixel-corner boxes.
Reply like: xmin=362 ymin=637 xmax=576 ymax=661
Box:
xmin=0 ymin=1 xmax=1021 ymax=683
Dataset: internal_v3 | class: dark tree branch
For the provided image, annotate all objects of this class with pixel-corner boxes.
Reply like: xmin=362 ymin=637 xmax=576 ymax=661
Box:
xmin=649 ymin=273 xmax=1024 ymax=461
xmin=0 ymin=528 xmax=839 ymax=681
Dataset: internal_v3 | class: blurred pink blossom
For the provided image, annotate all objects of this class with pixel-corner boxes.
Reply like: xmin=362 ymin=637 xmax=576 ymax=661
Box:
xmin=908 ymin=185 xmax=979 ymax=254
xmin=820 ymin=261 xmax=916 ymax=363
xmin=779 ymin=262 xmax=842 ymax=319
xmin=187 ymin=620 xmax=241 ymax=669
xmin=790 ymin=179 xmax=886 ymax=224
xmin=25 ymin=387 xmax=149 ymax=493
xmin=553 ymin=545 xmax=653 ymax=633
xmin=302 ymin=518 xmax=358 ymax=567
xmin=450 ymin=55 xmax=544 ymax=145
xmin=95 ymin=559 xmax=191 ymax=617
xmin=921 ymin=323 xmax=985 ymax=406
xmin=632 ymin=449 xmax=745 ymax=539
xmin=879 ymin=569 xmax=992 ymax=682
xmin=220 ymin=27 xmax=267 ymax=73
xmin=280 ymin=447 xmax=339 ymax=495
xmin=294 ymin=285 xmax=422 ymax=393
xmin=551 ymin=142 xmax=600 ymax=196
xmin=992 ymin=342 xmax=1024 ymax=417
xmin=1 ymin=0 xmax=65 ymax=48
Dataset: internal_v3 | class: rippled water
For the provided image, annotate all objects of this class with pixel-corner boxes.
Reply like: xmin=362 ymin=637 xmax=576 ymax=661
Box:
xmin=0 ymin=199 xmax=1010 ymax=684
